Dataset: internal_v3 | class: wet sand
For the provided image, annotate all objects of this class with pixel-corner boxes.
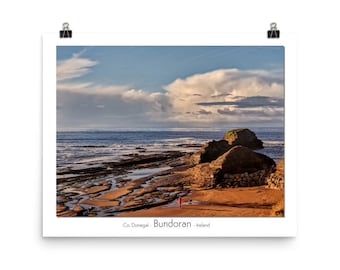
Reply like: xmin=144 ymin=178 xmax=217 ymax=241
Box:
xmin=118 ymin=186 xmax=283 ymax=217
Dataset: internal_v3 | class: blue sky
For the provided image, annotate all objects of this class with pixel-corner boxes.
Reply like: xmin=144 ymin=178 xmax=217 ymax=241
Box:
xmin=57 ymin=46 xmax=284 ymax=130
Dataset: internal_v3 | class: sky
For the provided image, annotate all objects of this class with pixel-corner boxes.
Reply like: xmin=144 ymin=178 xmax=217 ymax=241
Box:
xmin=57 ymin=46 xmax=284 ymax=131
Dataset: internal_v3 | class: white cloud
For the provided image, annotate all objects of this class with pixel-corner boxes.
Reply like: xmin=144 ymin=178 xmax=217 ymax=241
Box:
xmin=162 ymin=68 xmax=284 ymax=123
xmin=57 ymin=82 xmax=93 ymax=92
xmin=57 ymin=55 xmax=97 ymax=82
xmin=92 ymin=85 xmax=130 ymax=96
xmin=121 ymin=89 xmax=153 ymax=102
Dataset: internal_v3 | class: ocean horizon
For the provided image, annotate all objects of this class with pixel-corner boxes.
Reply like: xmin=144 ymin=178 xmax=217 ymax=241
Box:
xmin=57 ymin=126 xmax=284 ymax=132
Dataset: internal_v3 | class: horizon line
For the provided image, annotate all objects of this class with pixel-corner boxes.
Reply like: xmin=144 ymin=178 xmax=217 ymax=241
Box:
xmin=57 ymin=126 xmax=285 ymax=132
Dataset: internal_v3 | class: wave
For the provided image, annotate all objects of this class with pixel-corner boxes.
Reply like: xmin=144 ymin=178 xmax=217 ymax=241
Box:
xmin=160 ymin=137 xmax=196 ymax=142
xmin=263 ymin=140 xmax=284 ymax=146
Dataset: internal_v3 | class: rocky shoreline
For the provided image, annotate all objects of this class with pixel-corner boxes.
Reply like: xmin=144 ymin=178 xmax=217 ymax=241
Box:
xmin=57 ymin=128 xmax=284 ymax=217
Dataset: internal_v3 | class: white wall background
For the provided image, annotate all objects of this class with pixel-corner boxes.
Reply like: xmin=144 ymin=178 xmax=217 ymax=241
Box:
xmin=0 ymin=0 xmax=339 ymax=269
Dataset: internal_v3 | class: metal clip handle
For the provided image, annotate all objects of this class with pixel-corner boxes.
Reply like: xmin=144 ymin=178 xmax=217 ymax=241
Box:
xmin=270 ymin=22 xmax=277 ymax=31
xmin=62 ymin=22 xmax=70 ymax=31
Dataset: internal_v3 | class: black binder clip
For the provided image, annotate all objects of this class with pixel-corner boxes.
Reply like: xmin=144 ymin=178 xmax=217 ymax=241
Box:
xmin=60 ymin=22 xmax=72 ymax=38
xmin=267 ymin=22 xmax=280 ymax=39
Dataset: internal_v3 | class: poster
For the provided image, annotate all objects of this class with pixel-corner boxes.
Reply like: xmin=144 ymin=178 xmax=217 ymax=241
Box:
xmin=43 ymin=32 xmax=296 ymax=237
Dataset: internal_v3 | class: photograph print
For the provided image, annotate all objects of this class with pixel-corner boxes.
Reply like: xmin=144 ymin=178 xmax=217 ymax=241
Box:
xmin=56 ymin=46 xmax=284 ymax=217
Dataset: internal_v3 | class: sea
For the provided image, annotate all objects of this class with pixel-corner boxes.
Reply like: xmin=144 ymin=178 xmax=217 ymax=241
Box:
xmin=57 ymin=128 xmax=284 ymax=173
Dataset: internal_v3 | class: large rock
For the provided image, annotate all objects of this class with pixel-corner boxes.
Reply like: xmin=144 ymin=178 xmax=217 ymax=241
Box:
xmin=187 ymin=145 xmax=275 ymax=189
xmin=199 ymin=140 xmax=232 ymax=163
xmin=212 ymin=146 xmax=275 ymax=188
xmin=188 ymin=128 xmax=264 ymax=165
xmin=223 ymin=128 xmax=263 ymax=149
xmin=213 ymin=145 xmax=274 ymax=175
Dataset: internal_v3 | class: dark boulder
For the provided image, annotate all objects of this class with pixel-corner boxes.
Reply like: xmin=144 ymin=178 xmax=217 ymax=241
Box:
xmin=187 ymin=145 xmax=275 ymax=189
xmin=199 ymin=140 xmax=233 ymax=163
xmin=223 ymin=128 xmax=263 ymax=149
xmin=213 ymin=145 xmax=275 ymax=175
xmin=187 ymin=128 xmax=265 ymax=167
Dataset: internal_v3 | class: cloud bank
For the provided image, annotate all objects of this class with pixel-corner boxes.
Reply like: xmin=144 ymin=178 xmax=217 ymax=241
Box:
xmin=57 ymin=54 xmax=284 ymax=130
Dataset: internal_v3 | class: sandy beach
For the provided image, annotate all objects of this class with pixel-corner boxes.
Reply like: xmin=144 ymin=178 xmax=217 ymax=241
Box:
xmin=118 ymin=186 xmax=283 ymax=217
